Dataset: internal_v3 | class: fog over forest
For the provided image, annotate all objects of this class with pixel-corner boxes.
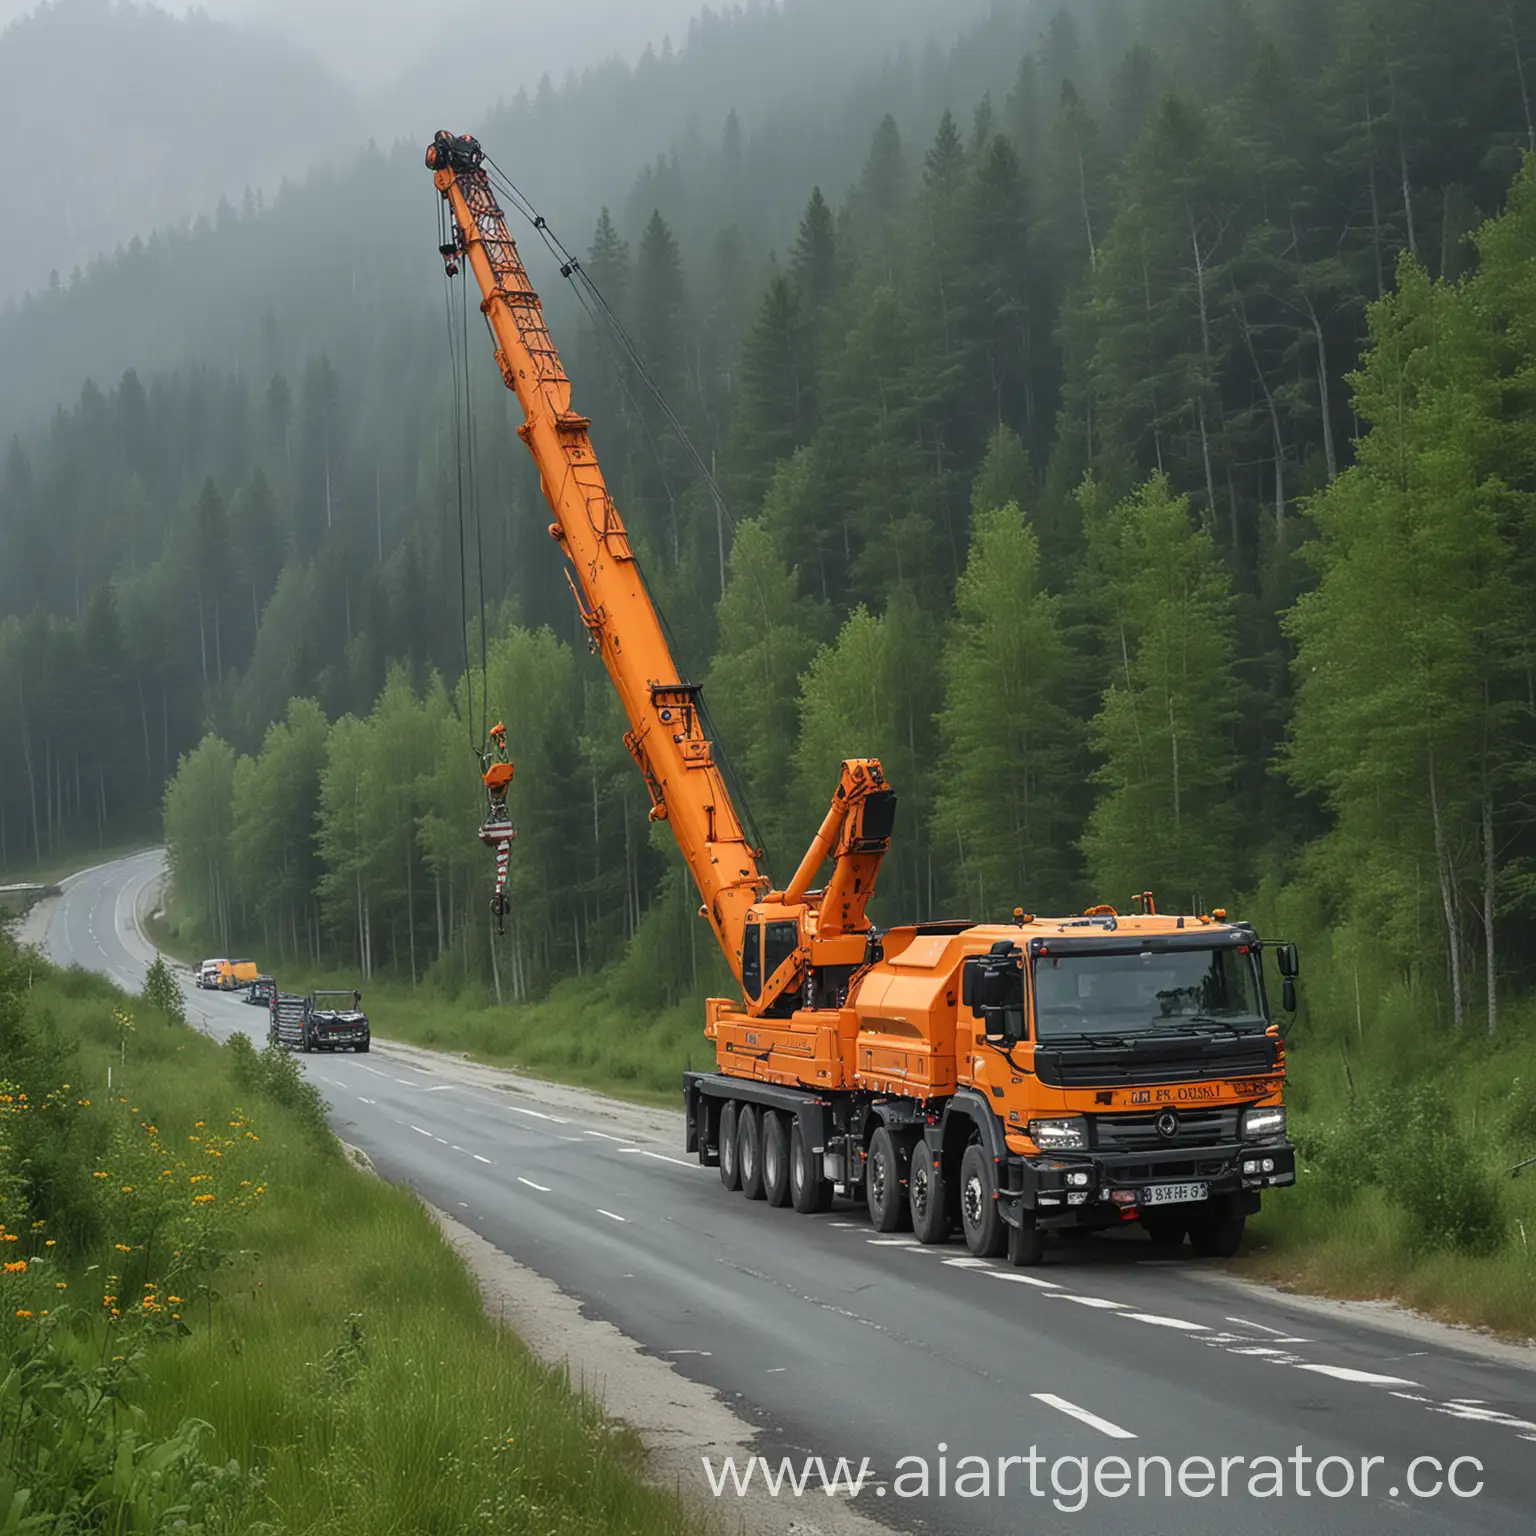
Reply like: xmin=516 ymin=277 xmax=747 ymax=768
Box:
xmin=0 ymin=0 xmax=992 ymax=304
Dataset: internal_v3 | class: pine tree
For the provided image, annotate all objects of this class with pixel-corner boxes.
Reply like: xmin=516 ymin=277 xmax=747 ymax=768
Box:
xmin=1082 ymin=475 xmax=1241 ymax=908
xmin=934 ymin=498 xmax=1081 ymax=917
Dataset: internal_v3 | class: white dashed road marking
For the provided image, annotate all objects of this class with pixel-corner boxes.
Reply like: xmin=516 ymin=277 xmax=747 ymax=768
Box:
xmin=1295 ymin=1365 xmax=1420 ymax=1388
xmin=516 ymin=1177 xmax=549 ymax=1191
xmin=1125 ymin=1313 xmax=1208 ymax=1331
xmin=474 ymin=1154 xmax=493 ymax=1165
xmin=617 ymin=1148 xmax=699 ymax=1169
xmin=597 ymin=1209 xmax=628 ymax=1223
xmin=1050 ymin=1295 xmax=1125 ymax=1310
xmin=1032 ymin=1393 xmax=1136 ymax=1440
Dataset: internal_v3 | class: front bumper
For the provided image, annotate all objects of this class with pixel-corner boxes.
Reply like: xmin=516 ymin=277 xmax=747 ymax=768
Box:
xmin=314 ymin=1029 xmax=369 ymax=1047
xmin=1000 ymin=1141 xmax=1296 ymax=1228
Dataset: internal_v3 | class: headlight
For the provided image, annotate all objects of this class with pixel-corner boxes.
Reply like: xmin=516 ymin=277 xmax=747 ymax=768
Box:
xmin=1242 ymin=1106 xmax=1286 ymax=1141
xmin=1029 ymin=1117 xmax=1087 ymax=1151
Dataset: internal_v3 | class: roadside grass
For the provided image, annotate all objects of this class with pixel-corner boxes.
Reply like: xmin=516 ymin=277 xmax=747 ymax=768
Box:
xmin=1234 ymin=880 xmax=1536 ymax=1338
xmin=0 ymin=940 xmax=709 ymax=1535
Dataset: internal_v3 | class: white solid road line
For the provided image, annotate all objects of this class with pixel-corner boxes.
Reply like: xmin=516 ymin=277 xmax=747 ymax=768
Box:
xmin=516 ymin=1176 xmax=549 ymax=1191
xmin=597 ymin=1208 xmax=629 ymax=1223
xmin=1295 ymin=1364 xmax=1420 ymax=1388
xmin=1032 ymin=1393 xmax=1137 ymax=1440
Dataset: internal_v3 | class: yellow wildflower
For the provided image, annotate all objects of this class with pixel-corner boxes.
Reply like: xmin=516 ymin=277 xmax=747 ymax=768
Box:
xmin=3 ymin=1260 xmax=26 ymax=1275
xmin=14 ymin=1310 xmax=32 ymax=1319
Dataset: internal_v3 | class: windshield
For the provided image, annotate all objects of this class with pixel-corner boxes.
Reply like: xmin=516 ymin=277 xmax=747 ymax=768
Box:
xmin=1033 ymin=947 xmax=1264 ymax=1040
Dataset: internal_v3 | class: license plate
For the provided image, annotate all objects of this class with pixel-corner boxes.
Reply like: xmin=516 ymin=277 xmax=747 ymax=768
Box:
xmin=1142 ymin=1181 xmax=1208 ymax=1207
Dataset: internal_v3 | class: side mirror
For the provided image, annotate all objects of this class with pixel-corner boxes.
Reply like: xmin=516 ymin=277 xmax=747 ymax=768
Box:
xmin=1281 ymin=977 xmax=1297 ymax=1013
xmin=1274 ymin=942 xmax=1299 ymax=979
xmin=354 ymin=992 xmax=363 ymax=1007
xmin=983 ymin=1004 xmax=1028 ymax=1046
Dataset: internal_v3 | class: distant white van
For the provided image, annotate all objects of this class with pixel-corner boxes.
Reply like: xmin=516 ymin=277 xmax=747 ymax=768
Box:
xmin=197 ymin=958 xmax=229 ymax=989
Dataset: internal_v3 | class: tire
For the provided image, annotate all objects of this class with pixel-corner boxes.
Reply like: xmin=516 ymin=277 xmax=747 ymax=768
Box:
xmin=959 ymin=1142 xmax=1006 ymax=1258
xmin=356 ymin=1041 xmax=371 ymax=1054
xmin=789 ymin=1119 xmax=833 ymax=1214
xmin=1188 ymin=1207 xmax=1246 ymax=1259
xmin=300 ymin=1028 xmax=313 ymax=1054
xmin=866 ymin=1126 xmax=910 ymax=1233
xmin=738 ymin=1104 xmax=765 ymax=1200
xmin=1007 ymin=1213 xmax=1047 ymax=1267
xmin=909 ymin=1143 xmax=950 ymax=1244
xmin=762 ymin=1111 xmax=792 ymax=1208
xmin=719 ymin=1102 xmax=741 ymax=1191
xmin=1142 ymin=1213 xmax=1188 ymax=1247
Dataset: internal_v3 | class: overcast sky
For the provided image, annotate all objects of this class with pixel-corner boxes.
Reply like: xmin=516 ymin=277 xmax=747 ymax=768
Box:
xmin=1 ymin=0 xmax=704 ymax=87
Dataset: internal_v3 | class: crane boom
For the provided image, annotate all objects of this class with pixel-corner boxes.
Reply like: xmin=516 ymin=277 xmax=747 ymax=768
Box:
xmin=427 ymin=131 xmax=766 ymax=981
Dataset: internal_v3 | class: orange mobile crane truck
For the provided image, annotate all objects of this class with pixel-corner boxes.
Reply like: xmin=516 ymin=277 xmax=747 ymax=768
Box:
xmin=426 ymin=131 xmax=1299 ymax=1265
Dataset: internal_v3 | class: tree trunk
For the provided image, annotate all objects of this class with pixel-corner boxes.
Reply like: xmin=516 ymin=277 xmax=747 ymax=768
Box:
xmin=1426 ymin=747 xmax=1464 ymax=1030
xmin=1509 ymin=5 xmax=1536 ymax=152
xmin=489 ymin=910 xmax=503 ymax=1006
xmin=1483 ymin=791 xmax=1497 ymax=1038
xmin=406 ymin=845 xmax=417 ymax=986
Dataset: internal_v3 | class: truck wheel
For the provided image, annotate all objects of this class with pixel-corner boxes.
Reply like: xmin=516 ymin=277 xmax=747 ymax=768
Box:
xmin=300 ymin=1029 xmax=313 ymax=1054
xmin=909 ymin=1144 xmax=949 ymax=1244
xmin=718 ymin=1102 xmax=741 ymax=1191
xmin=762 ymin=1111 xmax=792 ymax=1208
xmin=866 ymin=1126 xmax=911 ymax=1233
xmin=959 ymin=1143 xmax=1006 ymax=1258
xmin=1188 ymin=1207 xmax=1245 ymax=1258
xmin=738 ymin=1105 xmax=765 ymax=1200
xmin=1007 ymin=1214 xmax=1047 ymax=1267
xmin=789 ymin=1120 xmax=833 ymax=1214
xmin=357 ymin=1041 xmax=370 ymax=1054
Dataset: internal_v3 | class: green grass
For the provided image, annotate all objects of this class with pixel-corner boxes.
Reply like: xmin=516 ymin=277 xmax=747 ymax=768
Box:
xmin=0 ymin=943 xmax=709 ymax=1534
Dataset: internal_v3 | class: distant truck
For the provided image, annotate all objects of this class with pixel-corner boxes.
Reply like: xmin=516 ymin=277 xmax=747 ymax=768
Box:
xmin=244 ymin=975 xmax=276 ymax=1008
xmin=195 ymin=958 xmax=229 ymax=989
xmin=199 ymin=958 xmax=259 ymax=992
xmin=269 ymin=989 xmax=370 ymax=1054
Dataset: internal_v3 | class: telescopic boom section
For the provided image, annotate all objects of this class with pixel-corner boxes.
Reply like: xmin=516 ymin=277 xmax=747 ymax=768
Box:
xmin=427 ymin=131 xmax=767 ymax=980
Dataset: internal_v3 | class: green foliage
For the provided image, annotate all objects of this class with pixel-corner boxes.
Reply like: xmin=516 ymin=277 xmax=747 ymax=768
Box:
xmin=139 ymin=957 xmax=185 ymax=1027
xmin=224 ymin=1035 xmax=332 ymax=1149
xmin=933 ymin=495 xmax=1081 ymax=916
xmin=1081 ymin=475 xmax=1241 ymax=906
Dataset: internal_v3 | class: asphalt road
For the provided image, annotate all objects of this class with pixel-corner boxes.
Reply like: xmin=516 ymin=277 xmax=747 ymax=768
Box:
xmin=37 ymin=850 xmax=1536 ymax=1534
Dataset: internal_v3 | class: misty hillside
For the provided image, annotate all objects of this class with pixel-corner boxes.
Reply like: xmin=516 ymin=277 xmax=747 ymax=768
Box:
xmin=0 ymin=0 xmax=998 ymax=430
xmin=0 ymin=0 xmax=361 ymax=304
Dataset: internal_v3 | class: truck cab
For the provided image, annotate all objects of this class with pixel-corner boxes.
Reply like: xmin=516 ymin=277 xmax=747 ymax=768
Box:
xmin=196 ymin=958 xmax=229 ymax=989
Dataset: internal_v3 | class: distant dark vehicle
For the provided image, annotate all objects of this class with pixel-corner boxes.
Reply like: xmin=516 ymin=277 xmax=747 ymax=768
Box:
xmin=270 ymin=989 xmax=370 ymax=1054
xmin=245 ymin=975 xmax=276 ymax=1008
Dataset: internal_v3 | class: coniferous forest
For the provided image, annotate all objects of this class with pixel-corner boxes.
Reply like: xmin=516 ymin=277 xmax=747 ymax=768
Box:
xmin=3 ymin=0 xmax=1536 ymax=1070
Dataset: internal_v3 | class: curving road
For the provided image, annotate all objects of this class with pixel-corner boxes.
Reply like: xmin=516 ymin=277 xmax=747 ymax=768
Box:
xmin=34 ymin=851 xmax=1536 ymax=1534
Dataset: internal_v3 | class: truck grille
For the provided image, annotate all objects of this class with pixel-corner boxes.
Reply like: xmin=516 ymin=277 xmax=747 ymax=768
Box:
xmin=1090 ymin=1108 xmax=1240 ymax=1151
xmin=1035 ymin=1038 xmax=1276 ymax=1087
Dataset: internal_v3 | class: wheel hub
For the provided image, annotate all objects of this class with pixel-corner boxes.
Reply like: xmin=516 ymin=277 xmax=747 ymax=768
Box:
xmin=963 ymin=1173 xmax=983 ymax=1227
